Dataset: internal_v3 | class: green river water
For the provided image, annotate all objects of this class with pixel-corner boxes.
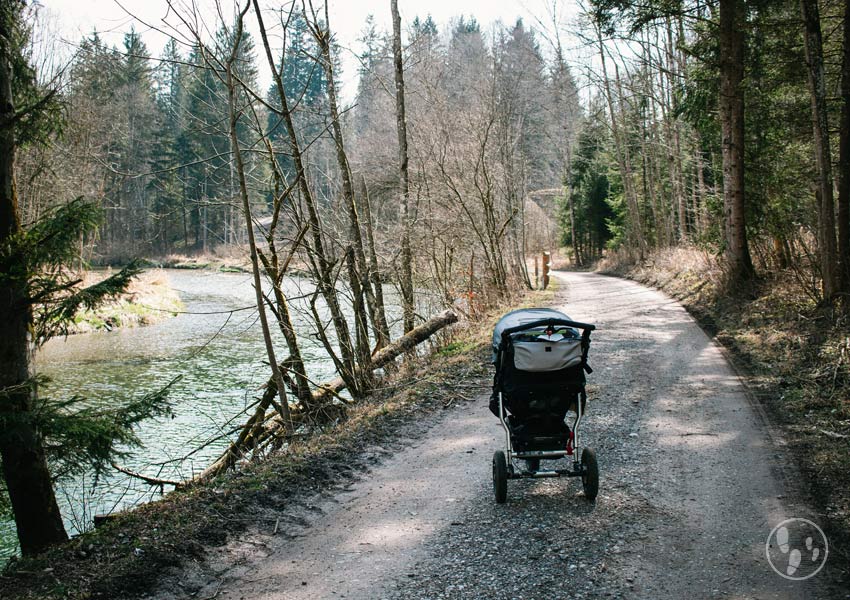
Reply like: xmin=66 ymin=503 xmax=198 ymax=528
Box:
xmin=1 ymin=269 xmax=403 ymax=561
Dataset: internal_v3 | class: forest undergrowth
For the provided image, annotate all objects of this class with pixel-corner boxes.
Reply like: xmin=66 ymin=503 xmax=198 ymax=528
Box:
xmin=599 ymin=246 xmax=850 ymax=584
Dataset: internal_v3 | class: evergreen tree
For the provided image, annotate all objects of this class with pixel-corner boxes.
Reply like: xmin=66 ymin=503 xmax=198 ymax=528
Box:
xmin=183 ymin=43 xmax=230 ymax=250
xmin=496 ymin=19 xmax=550 ymax=188
xmin=115 ymin=28 xmax=158 ymax=254
xmin=562 ymin=116 xmax=616 ymax=260
xmin=0 ymin=3 xmax=171 ymax=556
xmin=149 ymin=39 xmax=188 ymax=253
xmin=267 ymin=14 xmax=326 ymax=182
xmin=353 ymin=15 xmax=391 ymax=140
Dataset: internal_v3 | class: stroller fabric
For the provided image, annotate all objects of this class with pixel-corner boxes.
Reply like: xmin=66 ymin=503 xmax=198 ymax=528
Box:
xmin=489 ymin=308 xmax=588 ymax=421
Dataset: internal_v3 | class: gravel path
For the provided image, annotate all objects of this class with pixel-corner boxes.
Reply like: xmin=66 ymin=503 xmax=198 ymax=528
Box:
xmin=171 ymin=271 xmax=842 ymax=600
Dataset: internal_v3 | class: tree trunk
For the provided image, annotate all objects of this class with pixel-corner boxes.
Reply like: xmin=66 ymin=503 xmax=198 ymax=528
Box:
xmin=223 ymin=8 xmax=292 ymax=430
xmin=695 ymin=135 xmax=708 ymax=237
xmin=801 ymin=0 xmax=838 ymax=300
xmin=196 ymin=309 xmax=459 ymax=483
xmin=391 ymin=0 xmax=415 ymax=334
xmin=567 ymin=188 xmax=580 ymax=266
xmin=309 ymin=10 xmax=379 ymax=378
xmin=719 ymin=0 xmax=755 ymax=282
xmin=837 ymin=0 xmax=850 ymax=294
xmin=345 ymin=247 xmax=374 ymax=387
xmin=359 ymin=175 xmax=391 ymax=349
xmin=664 ymin=17 xmax=688 ymax=243
xmin=254 ymin=115 xmax=313 ymax=409
xmin=297 ymin=309 xmax=458 ymax=406
xmin=0 ymin=14 xmax=68 ymax=555
xmin=597 ymin=29 xmax=644 ymax=254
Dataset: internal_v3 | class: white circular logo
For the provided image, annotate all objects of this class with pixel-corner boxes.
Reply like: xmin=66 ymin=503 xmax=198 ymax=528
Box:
xmin=765 ymin=518 xmax=828 ymax=580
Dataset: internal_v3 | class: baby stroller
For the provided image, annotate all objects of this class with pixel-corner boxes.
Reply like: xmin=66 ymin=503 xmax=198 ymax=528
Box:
xmin=489 ymin=308 xmax=597 ymax=503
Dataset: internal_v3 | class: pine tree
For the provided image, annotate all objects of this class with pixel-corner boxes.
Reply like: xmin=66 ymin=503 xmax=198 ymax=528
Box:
xmin=149 ymin=39 xmax=187 ymax=253
xmin=267 ymin=14 xmax=326 ymax=181
xmin=0 ymin=4 xmax=172 ymax=556
xmin=116 ymin=28 xmax=158 ymax=254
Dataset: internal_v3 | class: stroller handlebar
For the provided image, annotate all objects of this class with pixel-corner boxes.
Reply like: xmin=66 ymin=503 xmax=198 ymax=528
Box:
xmin=499 ymin=318 xmax=596 ymax=343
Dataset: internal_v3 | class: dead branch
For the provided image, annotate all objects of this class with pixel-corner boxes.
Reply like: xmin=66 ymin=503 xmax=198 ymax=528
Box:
xmin=193 ymin=309 xmax=459 ymax=483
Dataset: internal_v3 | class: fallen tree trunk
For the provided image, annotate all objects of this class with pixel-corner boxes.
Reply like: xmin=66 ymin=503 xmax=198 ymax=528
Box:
xmin=194 ymin=309 xmax=459 ymax=483
xmin=309 ymin=309 xmax=458 ymax=405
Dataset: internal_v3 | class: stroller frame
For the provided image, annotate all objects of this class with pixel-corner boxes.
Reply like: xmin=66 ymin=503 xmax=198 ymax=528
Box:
xmin=491 ymin=316 xmax=597 ymax=501
xmin=497 ymin=389 xmax=586 ymax=479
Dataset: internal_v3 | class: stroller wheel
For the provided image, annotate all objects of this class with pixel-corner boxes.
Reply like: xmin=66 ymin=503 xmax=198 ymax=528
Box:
xmin=493 ymin=451 xmax=508 ymax=503
xmin=581 ymin=447 xmax=599 ymax=501
xmin=525 ymin=458 xmax=540 ymax=472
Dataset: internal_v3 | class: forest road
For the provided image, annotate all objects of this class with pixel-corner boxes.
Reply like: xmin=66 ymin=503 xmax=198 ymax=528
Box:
xmin=178 ymin=271 xmax=841 ymax=600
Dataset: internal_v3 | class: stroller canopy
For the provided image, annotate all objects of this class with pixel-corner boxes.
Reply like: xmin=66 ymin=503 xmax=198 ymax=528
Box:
xmin=491 ymin=308 xmax=575 ymax=361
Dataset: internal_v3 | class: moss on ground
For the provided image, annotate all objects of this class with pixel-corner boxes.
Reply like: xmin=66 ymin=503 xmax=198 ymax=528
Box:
xmin=599 ymin=247 xmax=850 ymax=586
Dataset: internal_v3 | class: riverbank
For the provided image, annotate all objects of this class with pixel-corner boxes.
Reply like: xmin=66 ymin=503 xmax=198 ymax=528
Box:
xmin=67 ymin=270 xmax=183 ymax=334
xmin=148 ymin=252 xmax=251 ymax=273
xmin=0 ymin=283 xmax=556 ymax=600
xmin=598 ymin=246 xmax=850 ymax=585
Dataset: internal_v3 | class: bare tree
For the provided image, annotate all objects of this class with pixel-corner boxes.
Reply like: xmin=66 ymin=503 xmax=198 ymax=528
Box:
xmin=390 ymin=0 xmax=415 ymax=334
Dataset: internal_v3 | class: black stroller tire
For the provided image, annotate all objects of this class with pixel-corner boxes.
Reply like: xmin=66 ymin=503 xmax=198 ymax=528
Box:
xmin=525 ymin=458 xmax=540 ymax=472
xmin=493 ymin=451 xmax=508 ymax=503
xmin=581 ymin=448 xmax=599 ymax=501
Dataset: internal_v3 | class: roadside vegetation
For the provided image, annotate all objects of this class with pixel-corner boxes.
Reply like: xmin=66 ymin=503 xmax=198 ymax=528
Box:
xmin=599 ymin=247 xmax=850 ymax=581
xmin=561 ymin=1 xmax=850 ymax=584
xmin=0 ymin=281 xmax=555 ymax=600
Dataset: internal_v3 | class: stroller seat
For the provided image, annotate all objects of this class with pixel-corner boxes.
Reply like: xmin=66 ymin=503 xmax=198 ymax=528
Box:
xmin=507 ymin=413 xmax=570 ymax=452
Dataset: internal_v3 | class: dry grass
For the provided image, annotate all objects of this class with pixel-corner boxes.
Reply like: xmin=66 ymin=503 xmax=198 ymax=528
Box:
xmin=69 ymin=269 xmax=183 ymax=333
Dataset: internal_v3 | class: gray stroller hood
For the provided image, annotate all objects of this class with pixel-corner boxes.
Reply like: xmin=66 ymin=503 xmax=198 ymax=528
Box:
xmin=491 ymin=308 xmax=578 ymax=364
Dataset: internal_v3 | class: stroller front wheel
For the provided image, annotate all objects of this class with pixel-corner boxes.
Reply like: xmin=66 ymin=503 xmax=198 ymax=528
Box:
xmin=493 ymin=450 xmax=508 ymax=503
xmin=581 ymin=447 xmax=599 ymax=501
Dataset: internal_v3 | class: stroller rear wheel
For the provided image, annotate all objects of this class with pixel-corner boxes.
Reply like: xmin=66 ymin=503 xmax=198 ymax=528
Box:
xmin=493 ymin=451 xmax=508 ymax=503
xmin=581 ymin=447 xmax=599 ymax=501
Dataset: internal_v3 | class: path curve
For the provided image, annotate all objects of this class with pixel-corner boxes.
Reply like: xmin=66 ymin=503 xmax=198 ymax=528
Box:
xmin=169 ymin=271 xmax=837 ymax=600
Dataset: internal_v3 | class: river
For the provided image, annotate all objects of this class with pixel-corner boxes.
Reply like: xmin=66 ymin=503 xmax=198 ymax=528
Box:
xmin=0 ymin=269 xmax=403 ymax=561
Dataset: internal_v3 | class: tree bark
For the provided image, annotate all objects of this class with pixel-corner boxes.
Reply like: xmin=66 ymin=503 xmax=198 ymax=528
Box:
xmin=257 ymin=229 xmax=313 ymax=407
xmin=801 ymin=0 xmax=838 ymax=300
xmin=307 ymin=7 xmax=377 ymax=382
xmin=391 ymin=0 xmax=415 ymax=334
xmin=695 ymin=135 xmax=709 ymax=237
xmin=837 ymin=0 xmax=850 ymax=294
xmin=0 ymin=11 xmax=68 ymax=555
xmin=664 ymin=17 xmax=688 ymax=243
xmin=567 ymin=187 xmax=580 ymax=266
xmin=719 ymin=0 xmax=755 ymax=282
xmin=359 ymin=175 xmax=391 ymax=349
xmin=298 ymin=309 xmax=458 ymax=406
xmin=597 ymin=29 xmax=644 ymax=254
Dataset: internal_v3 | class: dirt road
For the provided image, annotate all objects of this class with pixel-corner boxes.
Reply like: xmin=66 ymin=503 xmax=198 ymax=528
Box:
xmin=174 ymin=271 xmax=841 ymax=599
